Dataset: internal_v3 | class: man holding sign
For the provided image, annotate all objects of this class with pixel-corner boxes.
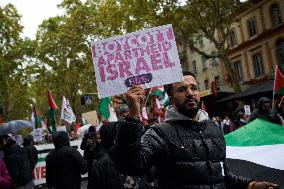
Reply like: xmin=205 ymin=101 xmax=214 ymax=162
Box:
xmin=111 ymin=72 xmax=279 ymax=189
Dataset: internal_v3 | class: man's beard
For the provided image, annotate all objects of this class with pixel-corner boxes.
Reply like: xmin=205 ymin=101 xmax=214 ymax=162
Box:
xmin=175 ymin=98 xmax=200 ymax=118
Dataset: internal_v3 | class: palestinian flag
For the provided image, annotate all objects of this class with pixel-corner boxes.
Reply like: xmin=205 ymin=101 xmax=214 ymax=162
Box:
xmin=98 ymin=97 xmax=117 ymax=123
xmin=274 ymin=65 xmax=284 ymax=96
xmin=226 ymin=119 xmax=284 ymax=187
xmin=48 ymin=89 xmax=58 ymax=133
xmin=150 ymin=86 xmax=170 ymax=107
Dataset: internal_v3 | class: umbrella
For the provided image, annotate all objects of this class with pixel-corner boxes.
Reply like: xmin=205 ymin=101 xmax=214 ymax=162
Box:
xmin=0 ymin=120 xmax=33 ymax=135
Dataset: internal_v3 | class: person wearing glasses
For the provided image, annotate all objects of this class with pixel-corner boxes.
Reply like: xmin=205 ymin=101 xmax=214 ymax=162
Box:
xmin=111 ymin=72 xmax=279 ymax=189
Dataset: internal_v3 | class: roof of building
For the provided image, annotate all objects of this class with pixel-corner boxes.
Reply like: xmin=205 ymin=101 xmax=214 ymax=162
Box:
xmin=217 ymin=79 xmax=273 ymax=102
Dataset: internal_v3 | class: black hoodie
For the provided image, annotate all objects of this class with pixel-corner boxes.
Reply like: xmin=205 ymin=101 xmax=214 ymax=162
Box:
xmin=250 ymin=97 xmax=282 ymax=124
xmin=4 ymin=140 xmax=33 ymax=187
xmin=88 ymin=122 xmax=123 ymax=189
xmin=46 ymin=131 xmax=87 ymax=189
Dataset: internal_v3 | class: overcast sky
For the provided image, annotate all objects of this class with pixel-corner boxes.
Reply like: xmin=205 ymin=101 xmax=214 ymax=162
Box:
xmin=1 ymin=0 xmax=248 ymax=40
xmin=0 ymin=0 xmax=64 ymax=39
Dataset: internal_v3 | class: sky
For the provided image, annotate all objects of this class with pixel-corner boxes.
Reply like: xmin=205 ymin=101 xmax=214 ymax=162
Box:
xmin=0 ymin=0 xmax=64 ymax=39
xmin=1 ymin=0 xmax=248 ymax=40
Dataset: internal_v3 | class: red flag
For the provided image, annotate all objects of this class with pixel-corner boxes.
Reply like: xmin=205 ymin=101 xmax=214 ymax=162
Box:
xmin=201 ymin=101 xmax=206 ymax=112
xmin=48 ymin=89 xmax=58 ymax=109
xmin=274 ymin=65 xmax=284 ymax=96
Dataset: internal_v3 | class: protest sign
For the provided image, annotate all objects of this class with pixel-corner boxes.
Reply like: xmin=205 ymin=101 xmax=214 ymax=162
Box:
xmin=244 ymin=105 xmax=251 ymax=115
xmin=82 ymin=110 xmax=99 ymax=126
xmin=57 ymin=126 xmax=67 ymax=132
xmin=60 ymin=96 xmax=76 ymax=124
xmin=91 ymin=24 xmax=182 ymax=98
xmin=33 ymin=128 xmax=43 ymax=142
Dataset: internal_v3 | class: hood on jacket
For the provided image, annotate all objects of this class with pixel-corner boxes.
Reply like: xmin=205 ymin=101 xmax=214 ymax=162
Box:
xmin=165 ymin=106 xmax=209 ymax=123
xmin=52 ymin=131 xmax=70 ymax=149
xmin=23 ymin=135 xmax=33 ymax=147
xmin=257 ymin=97 xmax=271 ymax=108
xmin=99 ymin=122 xmax=116 ymax=151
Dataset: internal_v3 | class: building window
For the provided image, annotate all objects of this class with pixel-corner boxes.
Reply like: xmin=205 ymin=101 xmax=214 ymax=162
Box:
xmin=233 ymin=61 xmax=243 ymax=80
xmin=201 ymin=55 xmax=207 ymax=69
xmin=230 ymin=29 xmax=238 ymax=47
xmin=204 ymin=79 xmax=209 ymax=90
xmin=192 ymin=60 xmax=197 ymax=73
xmin=276 ymin=39 xmax=284 ymax=71
xmin=214 ymin=76 xmax=220 ymax=89
xmin=252 ymin=53 xmax=264 ymax=77
xmin=247 ymin=18 xmax=257 ymax=38
xmin=271 ymin=4 xmax=282 ymax=27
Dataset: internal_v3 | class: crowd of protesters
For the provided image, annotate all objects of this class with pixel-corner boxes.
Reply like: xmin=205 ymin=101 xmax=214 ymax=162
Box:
xmin=1 ymin=71 xmax=283 ymax=189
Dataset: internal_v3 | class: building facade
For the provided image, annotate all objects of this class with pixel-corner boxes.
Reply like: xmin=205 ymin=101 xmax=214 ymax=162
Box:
xmin=179 ymin=0 xmax=284 ymax=117
xmin=227 ymin=0 xmax=284 ymax=110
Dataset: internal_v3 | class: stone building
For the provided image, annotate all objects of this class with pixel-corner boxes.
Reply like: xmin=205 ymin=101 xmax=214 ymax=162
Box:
xmin=221 ymin=0 xmax=284 ymax=112
xmin=180 ymin=0 xmax=284 ymax=117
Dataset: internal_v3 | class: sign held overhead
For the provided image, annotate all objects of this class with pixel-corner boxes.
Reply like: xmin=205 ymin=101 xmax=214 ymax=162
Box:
xmin=91 ymin=24 xmax=182 ymax=98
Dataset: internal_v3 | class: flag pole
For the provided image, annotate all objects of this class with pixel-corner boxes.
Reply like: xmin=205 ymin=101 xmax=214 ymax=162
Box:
xmin=272 ymin=65 xmax=278 ymax=111
xmin=144 ymin=87 xmax=152 ymax=106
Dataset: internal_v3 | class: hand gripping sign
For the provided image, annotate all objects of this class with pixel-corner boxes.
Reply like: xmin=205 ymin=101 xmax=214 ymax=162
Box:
xmin=91 ymin=24 xmax=183 ymax=98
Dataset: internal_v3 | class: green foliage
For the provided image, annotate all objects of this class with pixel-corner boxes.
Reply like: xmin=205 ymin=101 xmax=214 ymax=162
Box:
xmin=1 ymin=0 xmax=250 ymax=123
xmin=0 ymin=4 xmax=32 ymax=121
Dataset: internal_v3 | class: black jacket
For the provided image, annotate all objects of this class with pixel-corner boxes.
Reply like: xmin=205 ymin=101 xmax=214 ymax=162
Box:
xmin=4 ymin=142 xmax=33 ymax=187
xmin=250 ymin=97 xmax=282 ymax=124
xmin=88 ymin=145 xmax=123 ymax=189
xmin=111 ymin=108 xmax=251 ymax=189
xmin=80 ymin=131 xmax=96 ymax=162
xmin=23 ymin=144 xmax=38 ymax=170
xmin=46 ymin=131 xmax=87 ymax=189
xmin=23 ymin=136 xmax=38 ymax=170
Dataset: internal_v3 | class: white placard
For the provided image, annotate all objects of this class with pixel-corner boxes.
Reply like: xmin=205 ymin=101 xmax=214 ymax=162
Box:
xmin=33 ymin=128 xmax=42 ymax=142
xmin=91 ymin=24 xmax=182 ymax=98
xmin=56 ymin=126 xmax=67 ymax=132
xmin=244 ymin=105 xmax=251 ymax=115
xmin=60 ymin=96 xmax=76 ymax=124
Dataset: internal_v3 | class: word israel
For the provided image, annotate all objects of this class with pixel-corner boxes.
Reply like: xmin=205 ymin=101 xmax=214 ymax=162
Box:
xmin=92 ymin=28 xmax=174 ymax=82
xmin=91 ymin=24 xmax=182 ymax=98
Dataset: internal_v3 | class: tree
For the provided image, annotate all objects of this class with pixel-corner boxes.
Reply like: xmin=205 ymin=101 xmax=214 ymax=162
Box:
xmin=172 ymin=0 xmax=248 ymax=92
xmin=91 ymin=0 xmax=249 ymax=92
xmin=0 ymin=4 xmax=32 ymax=121
xmin=32 ymin=0 xmax=100 ymax=117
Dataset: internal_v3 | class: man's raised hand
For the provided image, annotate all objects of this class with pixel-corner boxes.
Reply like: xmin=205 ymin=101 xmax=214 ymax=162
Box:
xmin=124 ymin=86 xmax=145 ymax=120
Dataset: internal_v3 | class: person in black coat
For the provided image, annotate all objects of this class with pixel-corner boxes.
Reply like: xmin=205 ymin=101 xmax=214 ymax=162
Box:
xmin=3 ymin=137 xmax=34 ymax=188
xmin=111 ymin=72 xmax=279 ymax=189
xmin=80 ymin=126 xmax=96 ymax=174
xmin=23 ymin=135 xmax=38 ymax=170
xmin=249 ymin=97 xmax=282 ymax=124
xmin=87 ymin=122 xmax=123 ymax=189
xmin=46 ymin=131 xmax=87 ymax=189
